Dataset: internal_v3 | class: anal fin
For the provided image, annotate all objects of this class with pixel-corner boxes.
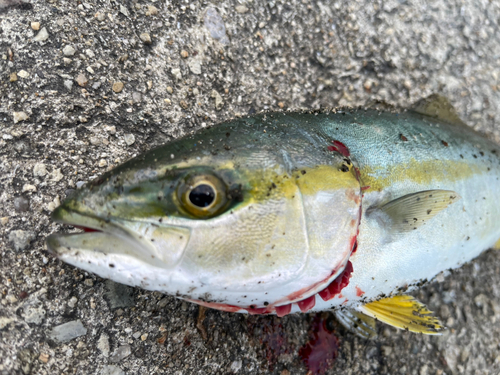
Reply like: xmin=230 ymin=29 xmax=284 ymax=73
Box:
xmin=369 ymin=189 xmax=460 ymax=234
xmin=360 ymin=295 xmax=444 ymax=335
xmin=334 ymin=308 xmax=377 ymax=339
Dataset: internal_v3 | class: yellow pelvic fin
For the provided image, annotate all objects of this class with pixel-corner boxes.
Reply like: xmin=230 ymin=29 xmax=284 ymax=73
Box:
xmin=373 ymin=189 xmax=460 ymax=234
xmin=360 ymin=295 xmax=444 ymax=335
xmin=411 ymin=94 xmax=466 ymax=126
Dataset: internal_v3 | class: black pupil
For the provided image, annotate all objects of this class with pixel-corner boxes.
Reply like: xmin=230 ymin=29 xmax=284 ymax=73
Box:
xmin=189 ymin=184 xmax=215 ymax=208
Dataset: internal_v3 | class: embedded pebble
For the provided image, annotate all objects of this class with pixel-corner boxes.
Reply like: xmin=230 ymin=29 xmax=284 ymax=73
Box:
xmin=166 ymin=86 xmax=173 ymax=94
xmin=98 ymin=159 xmax=107 ymax=167
xmin=96 ymin=12 xmax=105 ymax=21
xmin=76 ymin=74 xmax=88 ymax=87
xmin=31 ymin=22 xmax=40 ymax=31
xmin=68 ymin=296 xmax=78 ymax=308
xmin=17 ymin=70 xmax=29 ymax=78
xmin=23 ymin=303 xmax=46 ymax=325
xmin=124 ymin=134 xmax=135 ymax=146
xmin=204 ymin=8 xmax=229 ymax=44
xmin=13 ymin=112 xmax=29 ymax=123
xmin=0 ymin=317 xmax=15 ymax=329
xmin=211 ymin=89 xmax=224 ymax=110
xmin=109 ymin=345 xmax=131 ymax=363
xmin=63 ymin=45 xmax=76 ymax=56
xmin=146 ymin=5 xmax=158 ymax=16
xmin=180 ymin=50 xmax=189 ymax=58
xmin=97 ymin=333 xmax=110 ymax=357
xmin=51 ymin=168 xmax=64 ymax=182
xmin=140 ymin=32 xmax=152 ymax=44
xmin=119 ymin=5 xmax=129 ymax=17
xmin=188 ymin=59 xmax=202 ymax=75
xmin=112 ymin=82 xmax=124 ymax=93
xmin=33 ymin=163 xmax=47 ymax=177
xmin=10 ymin=72 xmax=17 ymax=82
xmin=132 ymin=91 xmax=142 ymax=103
xmin=33 ymin=27 xmax=49 ymax=42
xmin=22 ymin=184 xmax=37 ymax=192
xmin=64 ymin=80 xmax=73 ymax=91
xmin=104 ymin=280 xmax=135 ymax=309
xmin=1 ymin=217 xmax=9 ymax=226
xmin=101 ymin=365 xmax=125 ymax=375
xmin=13 ymin=196 xmax=30 ymax=212
xmin=235 ymin=5 xmax=248 ymax=13
xmin=76 ymin=181 xmax=86 ymax=189
xmin=231 ymin=360 xmax=242 ymax=372
xmin=8 ymin=230 xmax=36 ymax=251
xmin=48 ymin=320 xmax=87 ymax=343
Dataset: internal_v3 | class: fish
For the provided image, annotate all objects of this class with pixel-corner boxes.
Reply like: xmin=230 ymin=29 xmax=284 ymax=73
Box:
xmin=46 ymin=95 xmax=500 ymax=338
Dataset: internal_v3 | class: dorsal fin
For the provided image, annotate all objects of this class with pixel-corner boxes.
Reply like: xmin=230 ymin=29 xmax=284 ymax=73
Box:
xmin=411 ymin=94 xmax=466 ymax=126
xmin=360 ymin=295 xmax=444 ymax=335
xmin=334 ymin=308 xmax=377 ymax=339
xmin=368 ymin=189 xmax=460 ymax=234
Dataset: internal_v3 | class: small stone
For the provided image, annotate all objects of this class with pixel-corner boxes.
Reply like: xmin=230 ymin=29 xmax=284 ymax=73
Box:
xmin=171 ymin=68 xmax=182 ymax=80
xmin=105 ymin=125 xmax=116 ymax=135
xmin=188 ymin=59 xmax=202 ymax=74
xmin=50 ymin=168 xmax=64 ymax=182
xmin=119 ymin=5 xmax=129 ymax=16
xmin=98 ymin=159 xmax=107 ymax=167
xmin=124 ymin=134 xmax=135 ymax=146
xmin=33 ymin=27 xmax=49 ymax=42
xmin=140 ymin=32 xmax=152 ymax=44
xmin=18 ymin=70 xmax=29 ymax=78
xmin=14 ymin=196 xmax=30 ymax=212
xmin=211 ymin=89 xmax=224 ymax=110
xmin=31 ymin=22 xmax=40 ymax=31
xmin=63 ymin=58 xmax=72 ymax=65
xmin=230 ymin=360 xmax=242 ymax=372
xmin=6 ymin=295 xmax=18 ymax=303
xmin=84 ymin=279 xmax=94 ymax=286
xmin=235 ymin=5 xmax=248 ymax=13
xmin=132 ymin=91 xmax=142 ymax=103
xmin=180 ymin=50 xmax=189 ymax=58
xmin=104 ymin=280 xmax=135 ymax=309
xmin=278 ymin=101 xmax=284 ymax=108
xmin=0 ymin=317 xmax=15 ymax=329
xmin=109 ymin=345 xmax=131 ymax=363
xmin=1 ymin=217 xmax=9 ymax=226
xmin=63 ymin=45 xmax=76 ymax=56
xmin=76 ymin=74 xmax=88 ymax=87
xmin=38 ymin=353 xmax=49 ymax=363
xmin=147 ymin=5 xmax=158 ymax=16
xmin=64 ymin=79 xmax=73 ymax=91
xmin=22 ymin=184 xmax=37 ymax=192
xmin=98 ymin=333 xmax=110 ymax=357
xmin=13 ymin=112 xmax=29 ymax=123
xmin=364 ymin=80 xmax=372 ymax=91
xmin=96 ymin=12 xmax=106 ymax=21
xmin=204 ymin=7 xmax=229 ymax=44
xmin=68 ymin=296 xmax=78 ymax=308
xmin=10 ymin=72 xmax=17 ymax=82
xmin=23 ymin=302 xmax=46 ymax=325
xmin=9 ymin=230 xmax=36 ymax=251
xmin=166 ymin=86 xmax=173 ymax=94
xmin=112 ymin=82 xmax=124 ymax=93
xmin=33 ymin=163 xmax=47 ymax=177
xmin=180 ymin=100 xmax=189 ymax=109
xmin=101 ymin=365 xmax=125 ymax=375
xmin=140 ymin=333 xmax=148 ymax=341
xmin=132 ymin=331 xmax=141 ymax=339
xmin=48 ymin=320 xmax=87 ymax=343
xmin=164 ymin=98 xmax=171 ymax=105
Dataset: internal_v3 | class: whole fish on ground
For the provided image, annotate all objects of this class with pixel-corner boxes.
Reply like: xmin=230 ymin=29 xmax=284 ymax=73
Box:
xmin=47 ymin=96 xmax=500 ymax=338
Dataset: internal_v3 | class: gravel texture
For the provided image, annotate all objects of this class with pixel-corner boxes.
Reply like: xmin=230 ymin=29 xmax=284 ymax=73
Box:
xmin=1 ymin=1 xmax=500 ymax=374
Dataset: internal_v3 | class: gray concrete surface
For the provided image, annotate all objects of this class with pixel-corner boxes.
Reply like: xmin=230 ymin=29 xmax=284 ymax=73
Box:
xmin=1 ymin=0 xmax=500 ymax=374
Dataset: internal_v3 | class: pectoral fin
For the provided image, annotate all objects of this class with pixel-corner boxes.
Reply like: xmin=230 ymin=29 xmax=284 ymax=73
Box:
xmin=369 ymin=189 xmax=460 ymax=234
xmin=360 ymin=295 xmax=444 ymax=335
xmin=334 ymin=308 xmax=377 ymax=339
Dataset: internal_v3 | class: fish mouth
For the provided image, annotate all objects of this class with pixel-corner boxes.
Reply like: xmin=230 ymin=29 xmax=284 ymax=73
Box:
xmin=47 ymin=205 xmax=190 ymax=270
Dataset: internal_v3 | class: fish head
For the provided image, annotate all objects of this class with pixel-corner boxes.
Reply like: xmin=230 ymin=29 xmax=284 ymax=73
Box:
xmin=47 ymin=116 xmax=361 ymax=311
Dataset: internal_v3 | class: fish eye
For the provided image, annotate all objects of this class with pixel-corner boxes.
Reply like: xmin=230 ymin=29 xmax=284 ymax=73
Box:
xmin=188 ymin=183 xmax=216 ymax=208
xmin=177 ymin=174 xmax=228 ymax=218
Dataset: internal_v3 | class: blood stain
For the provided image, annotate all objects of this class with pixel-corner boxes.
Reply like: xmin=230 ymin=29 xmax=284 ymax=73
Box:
xmin=299 ymin=314 xmax=339 ymax=375
xmin=248 ymin=316 xmax=289 ymax=371
xmin=355 ymin=286 xmax=365 ymax=297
